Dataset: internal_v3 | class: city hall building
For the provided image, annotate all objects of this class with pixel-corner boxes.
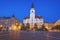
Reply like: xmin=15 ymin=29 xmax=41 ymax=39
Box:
xmin=23 ymin=4 xmax=44 ymax=28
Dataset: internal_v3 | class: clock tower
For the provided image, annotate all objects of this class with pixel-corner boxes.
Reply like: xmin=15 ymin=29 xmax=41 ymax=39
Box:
xmin=30 ymin=3 xmax=35 ymax=25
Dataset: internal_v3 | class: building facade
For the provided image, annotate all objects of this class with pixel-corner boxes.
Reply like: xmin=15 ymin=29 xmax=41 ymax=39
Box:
xmin=0 ymin=15 xmax=22 ymax=30
xmin=23 ymin=4 xmax=44 ymax=28
xmin=44 ymin=23 xmax=54 ymax=31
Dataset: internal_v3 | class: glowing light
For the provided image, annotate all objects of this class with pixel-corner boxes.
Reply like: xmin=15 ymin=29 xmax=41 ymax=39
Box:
xmin=9 ymin=27 xmax=11 ymax=30
xmin=0 ymin=24 xmax=3 ymax=27
xmin=10 ymin=23 xmax=22 ymax=31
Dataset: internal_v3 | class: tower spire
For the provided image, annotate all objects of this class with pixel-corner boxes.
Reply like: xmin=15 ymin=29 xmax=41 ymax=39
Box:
xmin=31 ymin=3 xmax=34 ymax=8
xmin=12 ymin=14 xmax=15 ymax=17
xmin=12 ymin=12 xmax=15 ymax=17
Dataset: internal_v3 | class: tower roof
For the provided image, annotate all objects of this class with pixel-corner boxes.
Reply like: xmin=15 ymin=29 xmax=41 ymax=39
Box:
xmin=31 ymin=3 xmax=34 ymax=8
xmin=12 ymin=14 xmax=15 ymax=17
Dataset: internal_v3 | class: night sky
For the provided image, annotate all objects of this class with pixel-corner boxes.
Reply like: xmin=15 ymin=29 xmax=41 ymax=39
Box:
xmin=0 ymin=0 xmax=60 ymax=23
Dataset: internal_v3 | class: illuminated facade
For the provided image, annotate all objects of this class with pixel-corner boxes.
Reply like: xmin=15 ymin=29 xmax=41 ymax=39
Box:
xmin=54 ymin=19 xmax=60 ymax=26
xmin=23 ymin=3 xmax=44 ymax=28
xmin=44 ymin=23 xmax=54 ymax=31
xmin=0 ymin=15 xmax=22 ymax=30
xmin=44 ymin=19 xmax=60 ymax=32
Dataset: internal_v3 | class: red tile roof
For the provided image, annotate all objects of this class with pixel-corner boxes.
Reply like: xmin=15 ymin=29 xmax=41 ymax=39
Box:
xmin=24 ymin=16 xmax=43 ymax=19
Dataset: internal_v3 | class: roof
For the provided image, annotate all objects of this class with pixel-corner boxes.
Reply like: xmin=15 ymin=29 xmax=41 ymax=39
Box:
xmin=24 ymin=16 xmax=43 ymax=19
xmin=0 ymin=17 xmax=11 ymax=19
xmin=12 ymin=14 xmax=15 ymax=17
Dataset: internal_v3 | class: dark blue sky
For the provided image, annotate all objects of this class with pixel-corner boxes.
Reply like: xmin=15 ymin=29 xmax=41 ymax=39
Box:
xmin=0 ymin=0 xmax=60 ymax=23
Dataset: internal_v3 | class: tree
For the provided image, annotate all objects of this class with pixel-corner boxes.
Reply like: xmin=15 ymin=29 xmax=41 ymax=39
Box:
xmin=40 ymin=25 xmax=48 ymax=31
xmin=21 ymin=23 xmax=30 ymax=31
xmin=34 ymin=23 xmax=38 ymax=31
xmin=21 ymin=24 xmax=26 ymax=30
xmin=26 ymin=23 xmax=30 ymax=31
xmin=0 ymin=27 xmax=3 ymax=31
xmin=52 ymin=25 xmax=60 ymax=30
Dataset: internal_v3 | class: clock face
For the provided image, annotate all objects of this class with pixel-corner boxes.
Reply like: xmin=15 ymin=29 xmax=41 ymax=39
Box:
xmin=32 ymin=11 xmax=33 ymax=13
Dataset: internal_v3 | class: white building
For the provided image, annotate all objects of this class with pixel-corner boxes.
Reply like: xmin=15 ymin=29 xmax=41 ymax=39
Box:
xmin=23 ymin=3 xmax=44 ymax=27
